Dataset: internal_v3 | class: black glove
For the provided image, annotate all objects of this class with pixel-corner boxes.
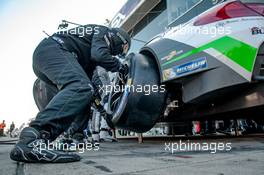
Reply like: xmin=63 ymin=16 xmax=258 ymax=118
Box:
xmin=118 ymin=63 xmax=129 ymax=76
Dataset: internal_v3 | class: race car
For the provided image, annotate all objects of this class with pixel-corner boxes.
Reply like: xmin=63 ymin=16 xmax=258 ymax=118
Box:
xmin=33 ymin=0 xmax=264 ymax=133
xmin=106 ymin=0 xmax=264 ymax=133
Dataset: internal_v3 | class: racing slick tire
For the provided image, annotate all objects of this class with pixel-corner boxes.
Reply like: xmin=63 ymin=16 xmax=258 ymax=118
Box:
xmin=109 ymin=53 xmax=167 ymax=133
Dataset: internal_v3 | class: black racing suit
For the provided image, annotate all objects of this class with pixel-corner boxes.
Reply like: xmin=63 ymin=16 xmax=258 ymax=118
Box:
xmin=30 ymin=24 xmax=121 ymax=140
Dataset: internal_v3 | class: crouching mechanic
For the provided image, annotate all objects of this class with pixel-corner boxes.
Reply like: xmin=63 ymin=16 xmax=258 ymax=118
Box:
xmin=10 ymin=24 xmax=131 ymax=163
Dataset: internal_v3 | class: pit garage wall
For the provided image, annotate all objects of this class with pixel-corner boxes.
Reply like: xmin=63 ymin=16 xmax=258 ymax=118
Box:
xmin=110 ymin=0 xmax=224 ymax=55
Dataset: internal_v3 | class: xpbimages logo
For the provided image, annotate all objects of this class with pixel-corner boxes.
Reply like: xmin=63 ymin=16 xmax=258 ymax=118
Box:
xmin=57 ymin=26 xmax=100 ymax=37
xmin=165 ymin=25 xmax=232 ymax=38
xmin=31 ymin=140 xmax=99 ymax=154
xmin=164 ymin=140 xmax=232 ymax=154
xmin=99 ymin=84 xmax=166 ymax=96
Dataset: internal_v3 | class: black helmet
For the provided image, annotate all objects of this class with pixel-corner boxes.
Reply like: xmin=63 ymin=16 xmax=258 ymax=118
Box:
xmin=111 ymin=28 xmax=131 ymax=56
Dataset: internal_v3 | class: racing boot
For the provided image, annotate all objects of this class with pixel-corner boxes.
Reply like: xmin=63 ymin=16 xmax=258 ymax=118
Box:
xmin=10 ymin=127 xmax=81 ymax=163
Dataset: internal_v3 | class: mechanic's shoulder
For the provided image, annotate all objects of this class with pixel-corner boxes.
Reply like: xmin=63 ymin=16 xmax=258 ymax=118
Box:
xmin=96 ymin=25 xmax=110 ymax=33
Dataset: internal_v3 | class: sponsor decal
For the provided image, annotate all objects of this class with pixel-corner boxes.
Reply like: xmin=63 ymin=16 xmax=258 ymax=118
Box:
xmin=163 ymin=57 xmax=207 ymax=80
xmin=215 ymin=19 xmax=239 ymax=27
xmin=251 ymin=27 xmax=264 ymax=35
xmin=215 ymin=18 xmax=264 ymax=27
xmin=175 ymin=57 xmax=207 ymax=75
xmin=161 ymin=50 xmax=183 ymax=61
xmin=162 ymin=36 xmax=257 ymax=73
xmin=242 ymin=17 xmax=264 ymax=22
xmin=163 ymin=68 xmax=175 ymax=81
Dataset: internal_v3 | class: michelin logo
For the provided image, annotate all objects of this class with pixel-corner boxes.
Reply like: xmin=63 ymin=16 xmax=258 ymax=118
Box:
xmin=163 ymin=57 xmax=207 ymax=80
xmin=176 ymin=57 xmax=207 ymax=75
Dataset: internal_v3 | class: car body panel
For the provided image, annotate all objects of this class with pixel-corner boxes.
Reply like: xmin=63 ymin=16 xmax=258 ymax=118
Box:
xmin=140 ymin=1 xmax=264 ymax=103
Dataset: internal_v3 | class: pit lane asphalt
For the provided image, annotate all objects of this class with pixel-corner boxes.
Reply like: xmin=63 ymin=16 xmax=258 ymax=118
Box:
xmin=0 ymin=135 xmax=264 ymax=175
